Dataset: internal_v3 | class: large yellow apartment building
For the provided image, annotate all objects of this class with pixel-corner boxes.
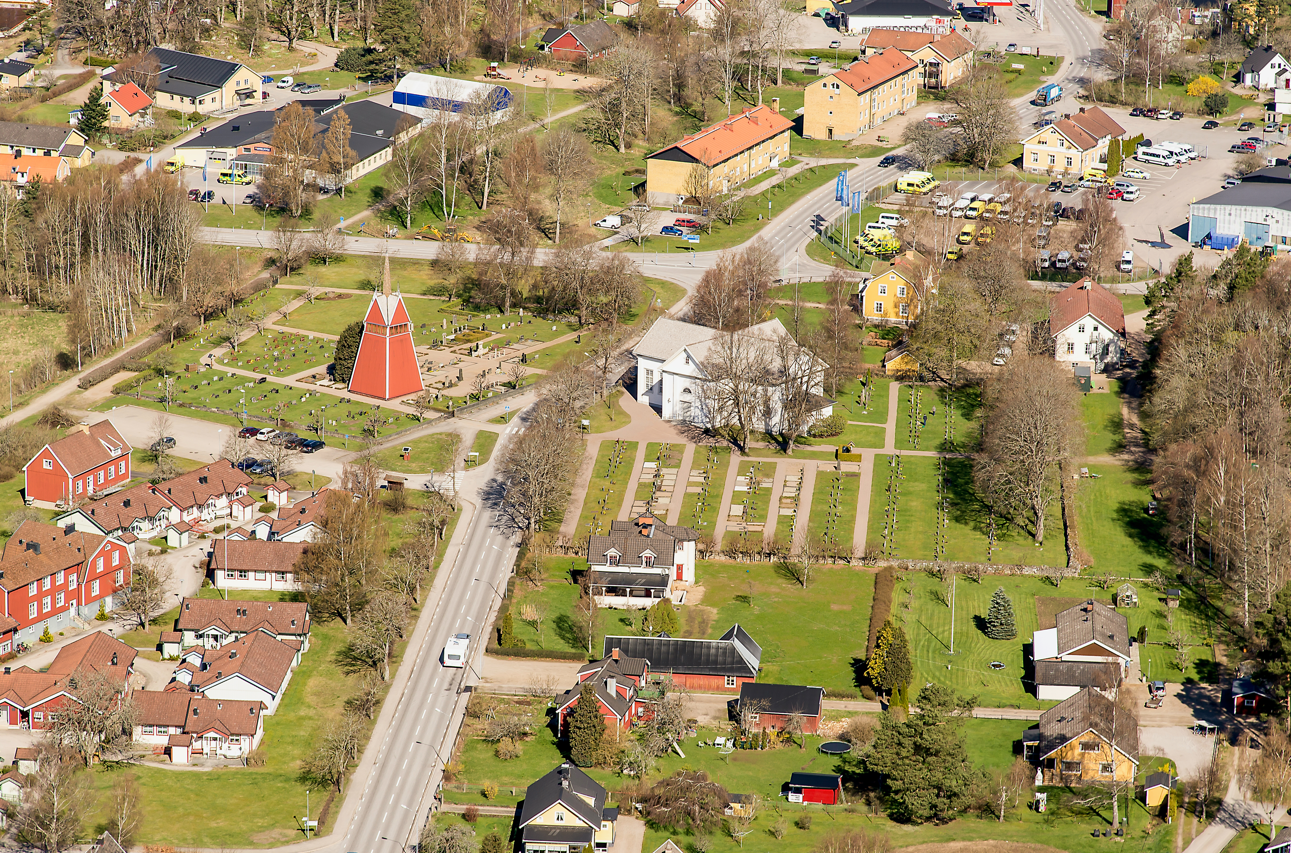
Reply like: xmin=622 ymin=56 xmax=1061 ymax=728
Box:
xmin=645 ymin=104 xmax=793 ymax=206
xmin=803 ymin=48 xmax=918 ymax=140
xmin=859 ymin=250 xmax=930 ymax=325
xmin=1021 ymin=106 xmax=1124 ymax=177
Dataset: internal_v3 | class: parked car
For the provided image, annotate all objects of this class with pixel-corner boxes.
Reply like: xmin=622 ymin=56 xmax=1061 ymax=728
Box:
xmin=1203 ymin=120 xmax=1219 ymax=129
xmin=197 ymin=190 xmax=214 ymax=203
xmin=1060 ymin=182 xmax=1077 ymax=193
xmin=300 ymin=83 xmax=322 ymax=94
xmin=1240 ymin=121 xmax=1256 ymax=131
xmin=249 ymin=459 xmax=274 ymax=475
xmin=1006 ymin=42 xmax=1017 ymax=51
xmin=290 ymin=81 xmax=307 ymax=92
xmin=1122 ymin=167 xmax=1150 ymax=180
xmin=271 ymin=431 xmax=299 ymax=446
xmin=660 ymin=225 xmax=684 ymax=236
xmin=1059 ymin=205 xmax=1076 ymax=219
xmin=878 ymin=155 xmax=897 ymax=167
xmin=261 ymin=75 xmax=274 ymax=84
xmin=1034 ymin=226 xmax=1051 ymax=247
xmin=188 ymin=189 xmax=201 ymax=201
xmin=256 ymin=427 xmax=278 ymax=442
xmin=242 ymin=192 xmax=261 ymax=205
xmin=1107 ymin=187 xmax=1124 ymax=200
xmin=1145 ymin=108 xmax=1159 ymax=119
xmin=1170 ymin=110 xmax=1183 ymax=120
xmin=236 ymin=456 xmax=258 ymax=472
xmin=238 ymin=426 xmax=260 ymax=438
xmin=807 ymin=56 xmax=820 ymax=65
xmin=674 ymin=217 xmax=700 ymax=228
xmin=277 ymin=76 xmax=294 ymax=88
xmin=301 ymin=439 xmax=326 ymax=453
xmin=150 ymin=437 xmax=176 ymax=452
xmin=1224 ymin=177 xmax=1241 ymax=188
xmin=1046 ymin=180 xmax=1062 ymax=192
xmin=1129 ymin=107 xmax=1144 ymax=117
xmin=1246 ymin=136 xmax=1266 ymax=146
xmin=828 ymin=39 xmax=841 ymax=48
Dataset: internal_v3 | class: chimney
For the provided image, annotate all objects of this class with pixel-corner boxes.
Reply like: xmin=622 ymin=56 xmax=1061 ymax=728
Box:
xmin=63 ymin=524 xmax=74 ymax=535
xmin=771 ymin=97 xmax=780 ymax=113
xmin=24 ymin=542 xmax=38 ymax=555
xmin=3 ymin=667 xmax=10 ymax=676
xmin=198 ymin=475 xmax=208 ymax=485
xmin=217 ymin=702 xmax=222 ymax=709
xmin=111 ymin=652 xmax=117 ymax=666
xmin=122 ymin=498 xmax=130 ymax=508
xmin=612 ymin=648 xmax=620 ymax=661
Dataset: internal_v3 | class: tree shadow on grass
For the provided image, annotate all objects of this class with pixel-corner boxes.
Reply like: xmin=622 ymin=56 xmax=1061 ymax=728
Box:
xmin=942 ymin=455 xmax=1003 ymax=542
xmin=553 ymin=614 xmax=585 ymax=653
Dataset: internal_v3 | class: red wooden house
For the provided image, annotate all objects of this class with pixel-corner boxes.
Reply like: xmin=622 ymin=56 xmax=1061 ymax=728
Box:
xmin=23 ymin=420 xmax=131 ymax=506
xmin=0 ymin=520 xmax=133 ymax=641
xmin=0 ymin=632 xmax=135 ymax=729
xmin=737 ymin=683 xmax=824 ymax=734
xmin=1231 ymin=677 xmax=1274 ymax=716
xmin=540 ymin=21 xmax=617 ymax=63
xmin=602 ymin=625 xmax=760 ymax=693
xmin=347 ymin=259 xmax=424 ymax=401
xmin=786 ymin=773 xmax=843 ymax=805
xmin=555 ymin=651 xmax=649 ymax=735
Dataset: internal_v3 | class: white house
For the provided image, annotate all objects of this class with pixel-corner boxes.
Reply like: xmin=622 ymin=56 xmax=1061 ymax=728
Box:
xmin=209 ymin=539 xmax=309 ymax=592
xmin=633 ymin=317 xmax=832 ymax=432
xmin=1049 ymin=278 xmax=1126 ymax=373
xmin=55 ymin=481 xmax=178 ymax=549
xmin=173 ymin=596 xmax=311 ymax=652
xmin=830 ymin=0 xmax=951 ymax=35
xmin=587 ymin=513 xmax=700 ymax=608
xmin=250 ymin=490 xmax=329 ymax=542
xmin=675 ymin=0 xmax=724 ymax=26
xmin=169 ymin=632 xmax=299 ymax=715
xmin=1242 ymin=46 xmax=1289 ymax=89
xmin=1032 ymin=599 xmax=1131 ymax=701
xmin=154 ymin=460 xmax=252 ymax=526
xmin=132 ymin=691 xmax=265 ymax=762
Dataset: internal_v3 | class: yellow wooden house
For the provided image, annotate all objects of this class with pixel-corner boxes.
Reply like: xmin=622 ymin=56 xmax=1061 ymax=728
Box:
xmin=1143 ymin=772 xmax=1175 ymax=809
xmin=882 ymin=342 xmax=919 ymax=379
xmin=518 ymin=763 xmax=618 ymax=853
xmin=858 ymin=250 xmax=930 ymax=325
xmin=1021 ymin=106 xmax=1124 ymax=178
xmin=1023 ymin=689 xmax=1139 ymax=787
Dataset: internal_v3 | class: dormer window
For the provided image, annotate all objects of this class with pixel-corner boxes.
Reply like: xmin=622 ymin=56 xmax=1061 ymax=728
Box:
xmin=643 ymin=555 xmax=655 ymax=567
xmin=607 ymin=553 xmax=619 ymax=566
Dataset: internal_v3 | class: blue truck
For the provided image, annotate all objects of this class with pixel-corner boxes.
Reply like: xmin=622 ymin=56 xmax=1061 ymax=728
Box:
xmin=1034 ymin=83 xmax=1062 ymax=106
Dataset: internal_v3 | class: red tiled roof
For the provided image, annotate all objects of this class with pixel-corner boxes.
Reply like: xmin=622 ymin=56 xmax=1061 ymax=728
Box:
xmin=0 ymin=668 xmax=63 ymax=709
xmin=107 ymin=83 xmax=152 ymax=116
xmin=28 ymin=421 xmax=129 ymax=478
xmin=1050 ymin=278 xmax=1126 ymax=336
xmin=81 ymin=482 xmax=176 ymax=533
xmin=268 ymin=489 xmax=331 ymax=538
xmin=1067 ymin=106 xmax=1124 ymax=141
xmin=12 ymin=747 xmax=36 ymax=761
xmin=861 ymin=28 xmax=974 ymax=61
xmin=174 ymin=596 xmax=310 ymax=637
xmin=157 ymin=459 xmax=251 ymax=511
xmin=676 ymin=0 xmax=723 ymax=15
xmin=134 ymin=689 xmax=191 ymax=728
xmin=176 ymin=632 xmax=297 ymax=696
xmin=186 ymin=696 xmax=263 ymax=738
xmin=45 ymin=632 xmax=135 ymax=682
xmin=209 ymin=539 xmax=309 ymax=576
xmin=0 ymin=520 xmax=108 ymax=591
xmin=833 ymin=49 xmax=918 ymax=95
xmin=649 ymin=105 xmax=792 ymax=168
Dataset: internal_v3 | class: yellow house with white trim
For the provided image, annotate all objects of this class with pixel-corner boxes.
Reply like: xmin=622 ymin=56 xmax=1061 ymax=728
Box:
xmin=518 ymin=763 xmax=618 ymax=853
xmin=858 ymin=250 xmax=930 ymax=325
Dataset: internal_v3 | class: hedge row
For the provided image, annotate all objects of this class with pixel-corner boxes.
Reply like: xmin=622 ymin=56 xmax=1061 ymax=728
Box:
xmin=484 ymin=644 xmax=587 ymax=662
xmin=866 ymin=566 xmax=897 ymax=660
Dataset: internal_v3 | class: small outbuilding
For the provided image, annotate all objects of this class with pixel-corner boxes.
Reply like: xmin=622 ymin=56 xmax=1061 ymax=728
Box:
xmin=1267 ymin=826 xmax=1291 ymax=853
xmin=1231 ymin=677 xmax=1274 ymax=716
xmin=785 ymin=772 xmax=843 ymax=805
xmin=1116 ymin=583 xmax=1138 ymax=608
xmin=737 ymin=683 xmax=824 ymax=734
xmin=1143 ymin=771 xmax=1174 ymax=808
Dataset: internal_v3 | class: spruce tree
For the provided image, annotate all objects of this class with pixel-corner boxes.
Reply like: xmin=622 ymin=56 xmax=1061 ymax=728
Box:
xmin=883 ymin=622 xmax=912 ymax=695
xmin=642 ymin=599 xmax=679 ymax=636
xmin=480 ymin=833 xmax=507 ymax=853
xmin=985 ymin=587 xmax=1017 ymax=640
xmin=78 ymin=84 xmax=109 ymax=140
xmin=499 ymin=611 xmax=522 ymax=648
xmin=568 ymin=682 xmax=603 ymax=767
xmin=332 ymin=321 xmax=364 ymax=382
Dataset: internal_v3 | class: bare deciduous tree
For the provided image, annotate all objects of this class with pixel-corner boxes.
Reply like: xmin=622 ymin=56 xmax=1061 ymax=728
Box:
xmin=115 ymin=556 xmax=174 ymax=631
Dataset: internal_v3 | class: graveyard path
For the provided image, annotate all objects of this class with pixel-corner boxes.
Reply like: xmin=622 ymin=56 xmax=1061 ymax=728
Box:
xmin=711 ymin=451 xmax=743 ymax=549
xmin=793 ymin=463 xmax=819 ymax=553
xmin=760 ymin=463 xmax=791 ymax=546
xmin=666 ymin=444 xmax=696 ymax=526
xmin=853 ymin=451 xmax=875 ymax=558
xmin=882 ymin=381 xmax=902 ymax=453
xmin=558 ymin=437 xmax=602 ymax=540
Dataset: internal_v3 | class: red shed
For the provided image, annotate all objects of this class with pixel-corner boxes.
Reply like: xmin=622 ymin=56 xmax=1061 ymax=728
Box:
xmin=786 ymin=773 xmax=843 ymax=805
xmin=1232 ymin=677 xmax=1274 ymax=716
xmin=23 ymin=420 xmax=131 ymax=506
xmin=602 ymin=625 xmax=761 ymax=693
xmin=738 ymin=683 xmax=824 ymax=734
xmin=541 ymin=21 xmax=617 ymax=63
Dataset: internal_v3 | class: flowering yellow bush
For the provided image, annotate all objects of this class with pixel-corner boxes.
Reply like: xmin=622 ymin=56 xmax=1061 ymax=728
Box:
xmin=1187 ymin=75 xmax=1221 ymax=97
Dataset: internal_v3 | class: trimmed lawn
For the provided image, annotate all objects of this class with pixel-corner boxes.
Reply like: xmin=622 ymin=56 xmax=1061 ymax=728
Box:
xmin=583 ymin=391 xmax=632 ymax=434
xmin=1222 ymin=826 xmax=1272 ymax=853
xmin=1118 ymin=293 xmax=1148 ymax=315
xmin=772 ymin=304 xmax=830 ymax=335
xmin=679 ymin=446 xmax=731 ymax=532
xmin=868 ymin=454 xmax=1066 ymax=566
xmin=1074 ymin=464 xmax=1170 ymax=576
xmin=964 ymin=717 xmax=1033 ymax=773
xmin=806 ymin=469 xmax=860 ymax=550
xmin=1081 ymin=381 xmax=1124 ymax=457
xmin=509 ymin=558 xmax=589 ymax=653
xmin=374 ymin=433 xmax=462 ymax=474
xmin=826 ymin=422 xmax=886 ymax=450
xmin=836 ymin=375 xmax=891 ymax=426
xmin=575 ymin=439 xmax=638 ymax=539
xmin=221 ymin=328 xmax=333 ymax=378
xmin=469 ymin=430 xmax=500 ymax=466
xmin=995 ymin=54 xmax=1066 ymax=99
xmin=199 ymin=165 xmax=394 ymax=229
xmin=895 ymin=384 xmax=980 ymax=452
xmin=768 ymin=280 xmax=836 ymax=303
xmin=732 ymin=459 xmax=774 ymax=527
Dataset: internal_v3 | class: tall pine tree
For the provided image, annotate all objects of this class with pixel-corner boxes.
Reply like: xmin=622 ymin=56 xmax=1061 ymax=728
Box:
xmin=985 ymin=587 xmax=1017 ymax=640
xmin=568 ymin=682 xmax=603 ymax=767
xmin=78 ymin=84 xmax=109 ymax=140
xmin=866 ymin=619 xmax=912 ymax=697
xmin=374 ymin=0 xmax=421 ymax=70
xmin=332 ymin=321 xmax=363 ymax=382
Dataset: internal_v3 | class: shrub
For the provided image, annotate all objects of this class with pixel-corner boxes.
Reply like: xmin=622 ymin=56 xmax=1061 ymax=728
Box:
xmin=39 ymin=626 xmax=52 ymax=643
xmin=463 ymin=804 xmax=479 ymax=823
xmin=482 ymin=782 xmax=498 ymax=800
xmin=772 ymin=818 xmax=787 ymax=839
xmin=86 ymin=55 xmax=115 ymax=67
xmin=1185 ymin=75 xmax=1220 ymax=97
xmin=245 ymin=748 xmax=266 ymax=767
xmin=95 ymin=601 xmax=109 ymax=621
xmin=795 ymin=814 xmax=812 ymax=831
xmin=259 ymin=502 xmax=277 ymax=513
xmin=187 ymin=111 xmax=203 ymax=123
xmin=866 ymin=567 xmax=897 ymax=659
xmin=335 ymin=46 xmax=377 ymax=73
xmin=808 ymin=413 xmax=846 ymax=438
xmin=494 ymin=738 xmax=522 ymax=760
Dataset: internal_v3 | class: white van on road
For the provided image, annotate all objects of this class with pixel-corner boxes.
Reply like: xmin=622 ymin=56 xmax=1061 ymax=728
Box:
xmin=443 ymin=633 xmax=470 ymax=668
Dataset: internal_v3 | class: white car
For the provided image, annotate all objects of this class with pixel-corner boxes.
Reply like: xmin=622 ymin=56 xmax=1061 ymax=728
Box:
xmin=1122 ymin=168 xmax=1151 ymax=180
xmin=255 ymin=427 xmax=278 ymax=441
xmin=276 ymin=76 xmax=294 ymax=88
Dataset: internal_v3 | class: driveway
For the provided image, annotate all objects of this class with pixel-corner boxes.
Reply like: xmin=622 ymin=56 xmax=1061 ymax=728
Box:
xmin=1126 ymin=681 xmax=1224 ymax=728
xmin=611 ymin=816 xmax=646 ymax=853
xmin=1140 ymin=726 xmax=1220 ymax=782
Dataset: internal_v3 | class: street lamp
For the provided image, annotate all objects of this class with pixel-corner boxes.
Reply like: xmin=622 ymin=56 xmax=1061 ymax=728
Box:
xmin=474 ymin=577 xmax=505 ymax=600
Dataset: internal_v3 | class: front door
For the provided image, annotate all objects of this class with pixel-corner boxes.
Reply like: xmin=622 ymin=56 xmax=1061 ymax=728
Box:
xmin=676 ymin=564 xmax=684 ymax=581
xmin=827 ymin=127 xmax=834 ymax=140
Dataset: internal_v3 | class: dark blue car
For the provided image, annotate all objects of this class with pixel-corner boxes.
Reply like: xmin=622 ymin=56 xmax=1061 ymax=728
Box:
xmin=661 ymin=225 xmax=684 ymax=236
xmin=878 ymin=155 xmax=896 ymax=167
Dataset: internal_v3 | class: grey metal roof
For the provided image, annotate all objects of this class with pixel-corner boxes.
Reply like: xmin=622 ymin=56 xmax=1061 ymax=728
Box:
xmin=738 ymin=683 xmax=823 ymax=717
xmin=1231 ymin=676 xmax=1273 ymax=698
xmin=521 ymin=825 xmax=595 ymax=844
xmin=1055 ymin=600 xmax=1130 ymax=659
xmin=788 ymin=773 xmax=841 ymax=789
xmin=0 ymin=121 xmax=79 ymax=151
xmin=519 ymin=763 xmax=606 ymax=829
xmin=603 ymin=624 xmax=760 ymax=678
xmin=590 ymin=570 xmax=669 ymax=589
xmin=1034 ymin=660 xmax=1120 ymax=689
xmin=177 ymin=111 xmax=278 ymax=151
xmin=1036 ymin=688 xmax=1139 ymax=763
xmin=578 ymin=653 xmax=648 ymax=679
xmin=564 ymin=20 xmax=617 ymax=52
xmin=1194 ymin=180 xmax=1291 ymax=212
xmin=154 ymin=75 xmax=220 ymax=99
xmin=1144 ymin=772 xmax=1174 ymax=789
xmin=632 ymin=317 xmax=719 ymax=361
xmin=1270 ymin=826 xmax=1291 ymax=852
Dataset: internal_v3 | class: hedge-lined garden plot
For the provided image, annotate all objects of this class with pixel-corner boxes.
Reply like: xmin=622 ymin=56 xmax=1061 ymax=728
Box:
xmin=725 ymin=459 xmax=773 ymax=553
xmin=679 ymin=446 xmax=730 ymax=531
xmin=576 ymin=440 xmax=638 ymax=540
xmin=223 ymin=329 xmax=332 ymax=377
xmin=866 ymin=454 xmax=1066 ymax=566
xmin=632 ymin=442 xmax=683 ymax=515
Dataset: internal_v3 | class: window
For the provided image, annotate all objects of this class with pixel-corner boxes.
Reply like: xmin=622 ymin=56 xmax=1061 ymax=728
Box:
xmin=55 ymin=591 xmax=63 ymax=607
xmin=91 ymin=580 xmax=99 ymax=597
xmin=643 ymin=555 xmax=655 ymax=567
xmin=608 ymin=554 xmax=619 ymax=566
xmin=115 ymin=570 xmax=123 ymax=585
xmin=55 ymin=571 xmax=63 ymax=585
xmin=68 ymin=574 xmax=76 ymax=588
xmin=275 ymin=572 xmax=287 ymax=581
xmin=142 ymin=725 xmax=154 ymax=735
xmin=1066 ymin=342 xmax=1075 ymax=354
xmin=237 ymin=570 xmax=249 ymax=580
xmin=1245 ymin=698 xmax=1257 ymax=707
xmin=899 ymin=303 xmax=909 ymax=317
xmin=226 ymin=570 xmax=235 ymax=579
xmin=97 ymin=557 xmax=103 ymax=572
xmin=112 ymin=551 xmax=119 ymax=566
xmin=41 ymin=596 xmax=50 ymax=613
xmin=42 ymin=459 xmax=51 ymax=469
xmin=1048 ymin=155 xmax=1055 ymax=166
xmin=878 ymin=283 xmax=887 ymax=295
xmin=27 ymin=603 xmax=35 ymax=619
xmin=1084 ymin=343 xmax=1091 ymax=355
xmin=26 ymin=581 xmax=35 ymax=596
xmin=118 ymin=460 xmax=125 ymax=475
xmin=107 ymin=466 xmax=113 ymax=480
xmin=1093 ymin=325 xmax=1100 ymax=333
xmin=75 ymin=480 xmax=82 ymax=495
xmin=41 ymin=576 xmax=50 ymax=591
xmin=255 ymin=571 xmax=267 ymax=581
xmin=1061 ymin=761 xmax=1082 ymax=774
xmin=874 ymin=301 xmax=884 ymax=314
xmin=643 ymin=369 xmax=654 ymax=389
xmin=33 ymin=712 xmax=41 ymax=722
xmin=1078 ymin=324 xmax=1085 ymax=333
xmin=1066 ymin=157 xmax=1074 ymax=167
xmin=1099 ymin=762 xmax=1115 ymax=776
xmin=97 ymin=471 xmax=103 ymax=484
xmin=725 ymin=676 xmax=737 ymax=688
xmin=1031 ymin=151 xmax=1040 ymax=164
xmin=897 ymin=285 xmax=907 ymax=298
xmin=555 ymin=812 xmax=565 ymax=824
xmin=1079 ymin=741 xmax=1101 ymax=753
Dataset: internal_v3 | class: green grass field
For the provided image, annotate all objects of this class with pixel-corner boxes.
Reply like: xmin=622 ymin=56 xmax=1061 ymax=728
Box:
xmin=222 ymin=328 xmax=333 ymax=378
xmin=896 ymin=384 xmax=979 ymax=452
xmin=1118 ymin=293 xmax=1148 ymax=315
xmin=835 ymin=375 xmax=891 ymax=426
xmin=374 ymin=433 xmax=461 ymax=474
xmin=1074 ymin=464 xmax=1171 ymax=576
xmin=469 ymin=430 xmax=499 ymax=466
xmin=199 ymin=165 xmax=393 ymax=229
xmin=679 ymin=446 xmax=731 ymax=532
xmin=1081 ymin=381 xmax=1124 ymax=457
xmin=867 ymin=454 xmax=1066 ymax=566
xmin=807 ymin=469 xmax=860 ymax=551
xmin=576 ymin=439 xmax=638 ymax=539
xmin=768 ymin=280 xmax=835 ymax=303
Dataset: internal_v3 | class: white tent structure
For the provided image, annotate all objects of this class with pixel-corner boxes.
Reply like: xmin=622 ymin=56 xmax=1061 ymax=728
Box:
xmin=391 ymin=73 xmax=513 ymax=121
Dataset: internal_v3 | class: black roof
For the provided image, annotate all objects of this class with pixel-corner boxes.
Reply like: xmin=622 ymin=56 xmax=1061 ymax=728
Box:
xmin=0 ymin=121 xmax=81 ymax=152
xmin=1232 ymin=676 xmax=1273 ymax=698
xmin=738 ymin=683 xmax=824 ymax=717
xmin=541 ymin=26 xmax=566 ymax=45
xmin=602 ymin=624 xmax=760 ymax=678
xmin=1144 ymin=772 xmax=1175 ymax=789
xmin=590 ymin=570 xmax=669 ymax=589
xmin=788 ymin=773 xmax=841 ymax=789
xmin=1034 ymin=660 xmax=1121 ymax=689
xmin=519 ymin=763 xmax=606 ymax=830
xmin=835 ymin=0 xmax=950 ymax=17
xmin=178 ymin=111 xmax=278 ymax=150
xmin=521 ymin=825 xmax=595 ymax=844
xmin=151 ymin=47 xmax=247 ymax=88
xmin=0 ymin=60 xmax=31 ymax=78
xmin=177 ymin=100 xmax=404 ymax=163
xmin=1242 ymin=45 xmax=1283 ymax=74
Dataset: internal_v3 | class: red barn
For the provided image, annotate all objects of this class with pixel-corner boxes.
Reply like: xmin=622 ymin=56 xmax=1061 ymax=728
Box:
xmin=555 ymin=653 xmax=646 ymax=735
xmin=23 ymin=420 xmax=131 ymax=506
xmin=602 ymin=625 xmax=760 ymax=693
xmin=347 ymin=258 xmax=424 ymax=401
xmin=786 ymin=773 xmax=843 ymax=805
xmin=0 ymin=520 xmax=132 ymax=642
xmin=737 ymin=683 xmax=824 ymax=734
xmin=1232 ymin=677 xmax=1274 ymax=716
xmin=540 ymin=21 xmax=617 ymax=63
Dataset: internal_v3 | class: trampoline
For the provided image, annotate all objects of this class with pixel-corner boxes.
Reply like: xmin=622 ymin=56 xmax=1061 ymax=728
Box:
xmin=819 ymin=741 xmax=852 ymax=755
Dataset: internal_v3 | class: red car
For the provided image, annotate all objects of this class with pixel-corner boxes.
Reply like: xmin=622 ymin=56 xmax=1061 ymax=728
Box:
xmin=674 ymin=217 xmax=700 ymax=228
xmin=188 ymin=188 xmax=201 ymax=201
xmin=1106 ymin=187 xmax=1124 ymax=200
xmin=238 ymin=426 xmax=260 ymax=438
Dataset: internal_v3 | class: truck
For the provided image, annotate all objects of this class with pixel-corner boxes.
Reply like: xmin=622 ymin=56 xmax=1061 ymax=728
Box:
xmin=443 ymin=633 xmax=470 ymax=668
xmin=1034 ymin=83 xmax=1062 ymax=106
xmin=594 ymin=214 xmax=623 ymax=229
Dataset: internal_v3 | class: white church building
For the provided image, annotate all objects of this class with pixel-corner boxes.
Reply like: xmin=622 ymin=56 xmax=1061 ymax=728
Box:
xmin=632 ymin=317 xmax=832 ymax=431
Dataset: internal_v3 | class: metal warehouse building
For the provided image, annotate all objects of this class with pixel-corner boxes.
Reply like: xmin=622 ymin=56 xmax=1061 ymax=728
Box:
xmin=1189 ymin=165 xmax=1291 ymax=251
xmin=391 ymin=73 xmax=512 ymax=121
